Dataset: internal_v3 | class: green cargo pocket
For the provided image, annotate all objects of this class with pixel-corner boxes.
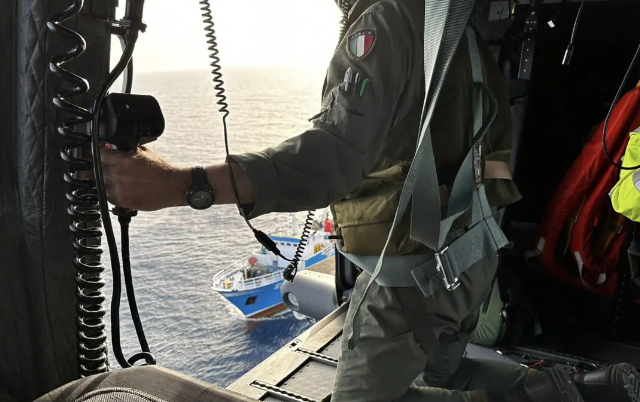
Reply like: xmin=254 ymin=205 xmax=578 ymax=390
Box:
xmin=332 ymin=185 xmax=422 ymax=256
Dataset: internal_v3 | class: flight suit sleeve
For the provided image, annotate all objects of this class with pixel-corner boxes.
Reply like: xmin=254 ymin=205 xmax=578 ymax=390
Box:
xmin=479 ymin=36 xmax=522 ymax=208
xmin=227 ymin=3 xmax=414 ymax=219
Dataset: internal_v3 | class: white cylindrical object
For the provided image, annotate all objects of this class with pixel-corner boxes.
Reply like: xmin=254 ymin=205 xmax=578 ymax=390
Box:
xmin=281 ymin=270 xmax=338 ymax=321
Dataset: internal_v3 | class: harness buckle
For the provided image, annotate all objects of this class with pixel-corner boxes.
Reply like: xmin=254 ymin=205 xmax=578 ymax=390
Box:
xmin=435 ymin=247 xmax=460 ymax=291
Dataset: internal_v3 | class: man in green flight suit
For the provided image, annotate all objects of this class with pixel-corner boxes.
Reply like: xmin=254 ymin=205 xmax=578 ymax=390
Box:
xmin=100 ymin=0 xmax=639 ymax=401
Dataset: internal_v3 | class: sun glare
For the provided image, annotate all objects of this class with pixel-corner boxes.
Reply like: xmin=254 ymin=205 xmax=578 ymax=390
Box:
xmin=109 ymin=0 xmax=341 ymax=73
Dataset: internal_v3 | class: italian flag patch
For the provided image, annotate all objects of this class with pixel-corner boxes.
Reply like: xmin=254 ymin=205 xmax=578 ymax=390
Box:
xmin=347 ymin=29 xmax=376 ymax=59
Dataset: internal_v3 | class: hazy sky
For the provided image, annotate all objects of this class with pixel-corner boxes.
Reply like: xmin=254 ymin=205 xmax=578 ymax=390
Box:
xmin=111 ymin=0 xmax=342 ymax=72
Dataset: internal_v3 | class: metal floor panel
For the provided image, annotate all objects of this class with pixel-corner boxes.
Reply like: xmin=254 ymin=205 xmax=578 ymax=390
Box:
xmin=228 ymin=303 xmax=543 ymax=402
xmin=319 ymin=335 xmax=342 ymax=360
xmin=279 ymin=360 xmax=336 ymax=401
xmin=228 ymin=304 xmax=348 ymax=402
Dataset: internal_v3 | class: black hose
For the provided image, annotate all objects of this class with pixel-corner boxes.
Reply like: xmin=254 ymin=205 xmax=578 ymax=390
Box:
xmin=118 ymin=214 xmax=154 ymax=366
xmin=89 ymin=26 xmax=156 ymax=368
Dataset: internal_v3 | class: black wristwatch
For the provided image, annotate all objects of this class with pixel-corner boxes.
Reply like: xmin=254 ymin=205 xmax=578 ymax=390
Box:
xmin=187 ymin=166 xmax=215 ymax=210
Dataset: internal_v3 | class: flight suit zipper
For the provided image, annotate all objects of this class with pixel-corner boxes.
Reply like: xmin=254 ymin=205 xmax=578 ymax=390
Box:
xmin=308 ymin=89 xmax=337 ymax=126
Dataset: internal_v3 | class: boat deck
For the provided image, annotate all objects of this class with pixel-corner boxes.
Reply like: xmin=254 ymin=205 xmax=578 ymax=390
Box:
xmin=306 ymin=256 xmax=334 ymax=276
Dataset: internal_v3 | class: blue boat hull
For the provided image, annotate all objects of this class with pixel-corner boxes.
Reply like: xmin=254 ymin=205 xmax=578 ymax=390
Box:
xmin=220 ymin=279 xmax=286 ymax=318
xmin=218 ymin=250 xmax=333 ymax=318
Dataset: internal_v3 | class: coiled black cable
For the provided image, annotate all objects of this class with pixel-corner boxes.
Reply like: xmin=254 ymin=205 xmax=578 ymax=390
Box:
xmin=283 ymin=211 xmax=315 ymax=281
xmin=47 ymin=0 xmax=109 ymax=377
xmin=198 ymin=0 xmax=244 ymax=224
xmin=199 ymin=0 xmax=313 ymax=282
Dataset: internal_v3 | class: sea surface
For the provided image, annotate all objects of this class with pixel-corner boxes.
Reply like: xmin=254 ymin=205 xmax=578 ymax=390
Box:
xmin=101 ymin=67 xmax=330 ymax=387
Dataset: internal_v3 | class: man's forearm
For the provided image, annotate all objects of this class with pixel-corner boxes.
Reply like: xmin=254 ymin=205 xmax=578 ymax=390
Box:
xmin=167 ymin=162 xmax=255 ymax=208
xmin=206 ymin=162 xmax=257 ymax=205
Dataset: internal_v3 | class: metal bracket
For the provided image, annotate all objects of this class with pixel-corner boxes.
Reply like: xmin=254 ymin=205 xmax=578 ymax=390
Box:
xmin=489 ymin=1 xmax=511 ymax=21
xmin=435 ymin=247 xmax=460 ymax=291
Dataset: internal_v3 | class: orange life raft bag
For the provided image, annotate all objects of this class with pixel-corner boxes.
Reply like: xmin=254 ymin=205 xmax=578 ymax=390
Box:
xmin=533 ymin=85 xmax=640 ymax=296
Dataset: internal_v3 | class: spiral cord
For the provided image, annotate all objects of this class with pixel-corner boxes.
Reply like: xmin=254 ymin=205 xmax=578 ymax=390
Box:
xmin=199 ymin=0 xmax=315 ymax=282
xmin=199 ymin=0 xmax=250 ymax=224
xmin=47 ymin=0 xmax=109 ymax=376
xmin=199 ymin=0 xmax=229 ymax=119
xmin=283 ymin=211 xmax=315 ymax=281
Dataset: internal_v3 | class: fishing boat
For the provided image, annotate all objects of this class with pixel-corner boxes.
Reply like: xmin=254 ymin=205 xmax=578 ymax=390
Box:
xmin=211 ymin=212 xmax=336 ymax=318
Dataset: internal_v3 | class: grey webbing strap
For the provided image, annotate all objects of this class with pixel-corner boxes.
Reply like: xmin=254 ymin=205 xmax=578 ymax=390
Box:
xmin=409 ymin=27 xmax=508 ymax=295
xmin=344 ymin=186 xmax=506 ymax=292
xmin=346 ymin=0 xmax=478 ymax=351
xmin=414 ymin=26 xmax=487 ymax=251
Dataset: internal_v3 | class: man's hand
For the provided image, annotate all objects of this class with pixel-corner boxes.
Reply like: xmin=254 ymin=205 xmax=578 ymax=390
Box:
xmin=100 ymin=145 xmax=189 ymax=211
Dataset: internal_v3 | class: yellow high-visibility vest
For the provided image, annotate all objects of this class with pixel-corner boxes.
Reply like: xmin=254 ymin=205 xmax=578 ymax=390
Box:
xmin=610 ymin=128 xmax=640 ymax=222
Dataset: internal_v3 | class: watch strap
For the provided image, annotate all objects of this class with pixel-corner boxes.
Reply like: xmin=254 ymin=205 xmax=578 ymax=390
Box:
xmin=187 ymin=166 xmax=215 ymax=210
xmin=190 ymin=166 xmax=210 ymax=190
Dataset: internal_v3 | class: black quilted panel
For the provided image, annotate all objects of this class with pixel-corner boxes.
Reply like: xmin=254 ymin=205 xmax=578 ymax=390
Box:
xmin=0 ymin=1 xmax=113 ymax=401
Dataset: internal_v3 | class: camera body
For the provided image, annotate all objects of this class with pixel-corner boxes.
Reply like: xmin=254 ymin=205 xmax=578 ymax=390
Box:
xmin=99 ymin=93 xmax=165 ymax=152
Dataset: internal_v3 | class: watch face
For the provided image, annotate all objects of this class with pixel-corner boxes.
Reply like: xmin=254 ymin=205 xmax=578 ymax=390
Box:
xmin=190 ymin=190 xmax=213 ymax=209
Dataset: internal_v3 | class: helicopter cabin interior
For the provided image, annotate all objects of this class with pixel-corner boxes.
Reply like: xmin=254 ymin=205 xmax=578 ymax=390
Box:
xmin=5 ymin=0 xmax=640 ymax=402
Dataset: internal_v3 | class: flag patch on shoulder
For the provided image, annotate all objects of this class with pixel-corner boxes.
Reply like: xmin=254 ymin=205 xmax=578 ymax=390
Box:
xmin=347 ymin=29 xmax=376 ymax=60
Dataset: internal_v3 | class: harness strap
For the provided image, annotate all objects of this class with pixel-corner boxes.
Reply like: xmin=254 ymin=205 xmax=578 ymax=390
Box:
xmin=346 ymin=4 xmax=509 ymax=350
xmin=345 ymin=0 xmax=473 ymax=348
xmin=344 ymin=186 xmax=503 ymax=290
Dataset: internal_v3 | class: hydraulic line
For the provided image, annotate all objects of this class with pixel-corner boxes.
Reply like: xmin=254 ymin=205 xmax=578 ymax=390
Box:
xmin=47 ymin=0 xmax=109 ymax=377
